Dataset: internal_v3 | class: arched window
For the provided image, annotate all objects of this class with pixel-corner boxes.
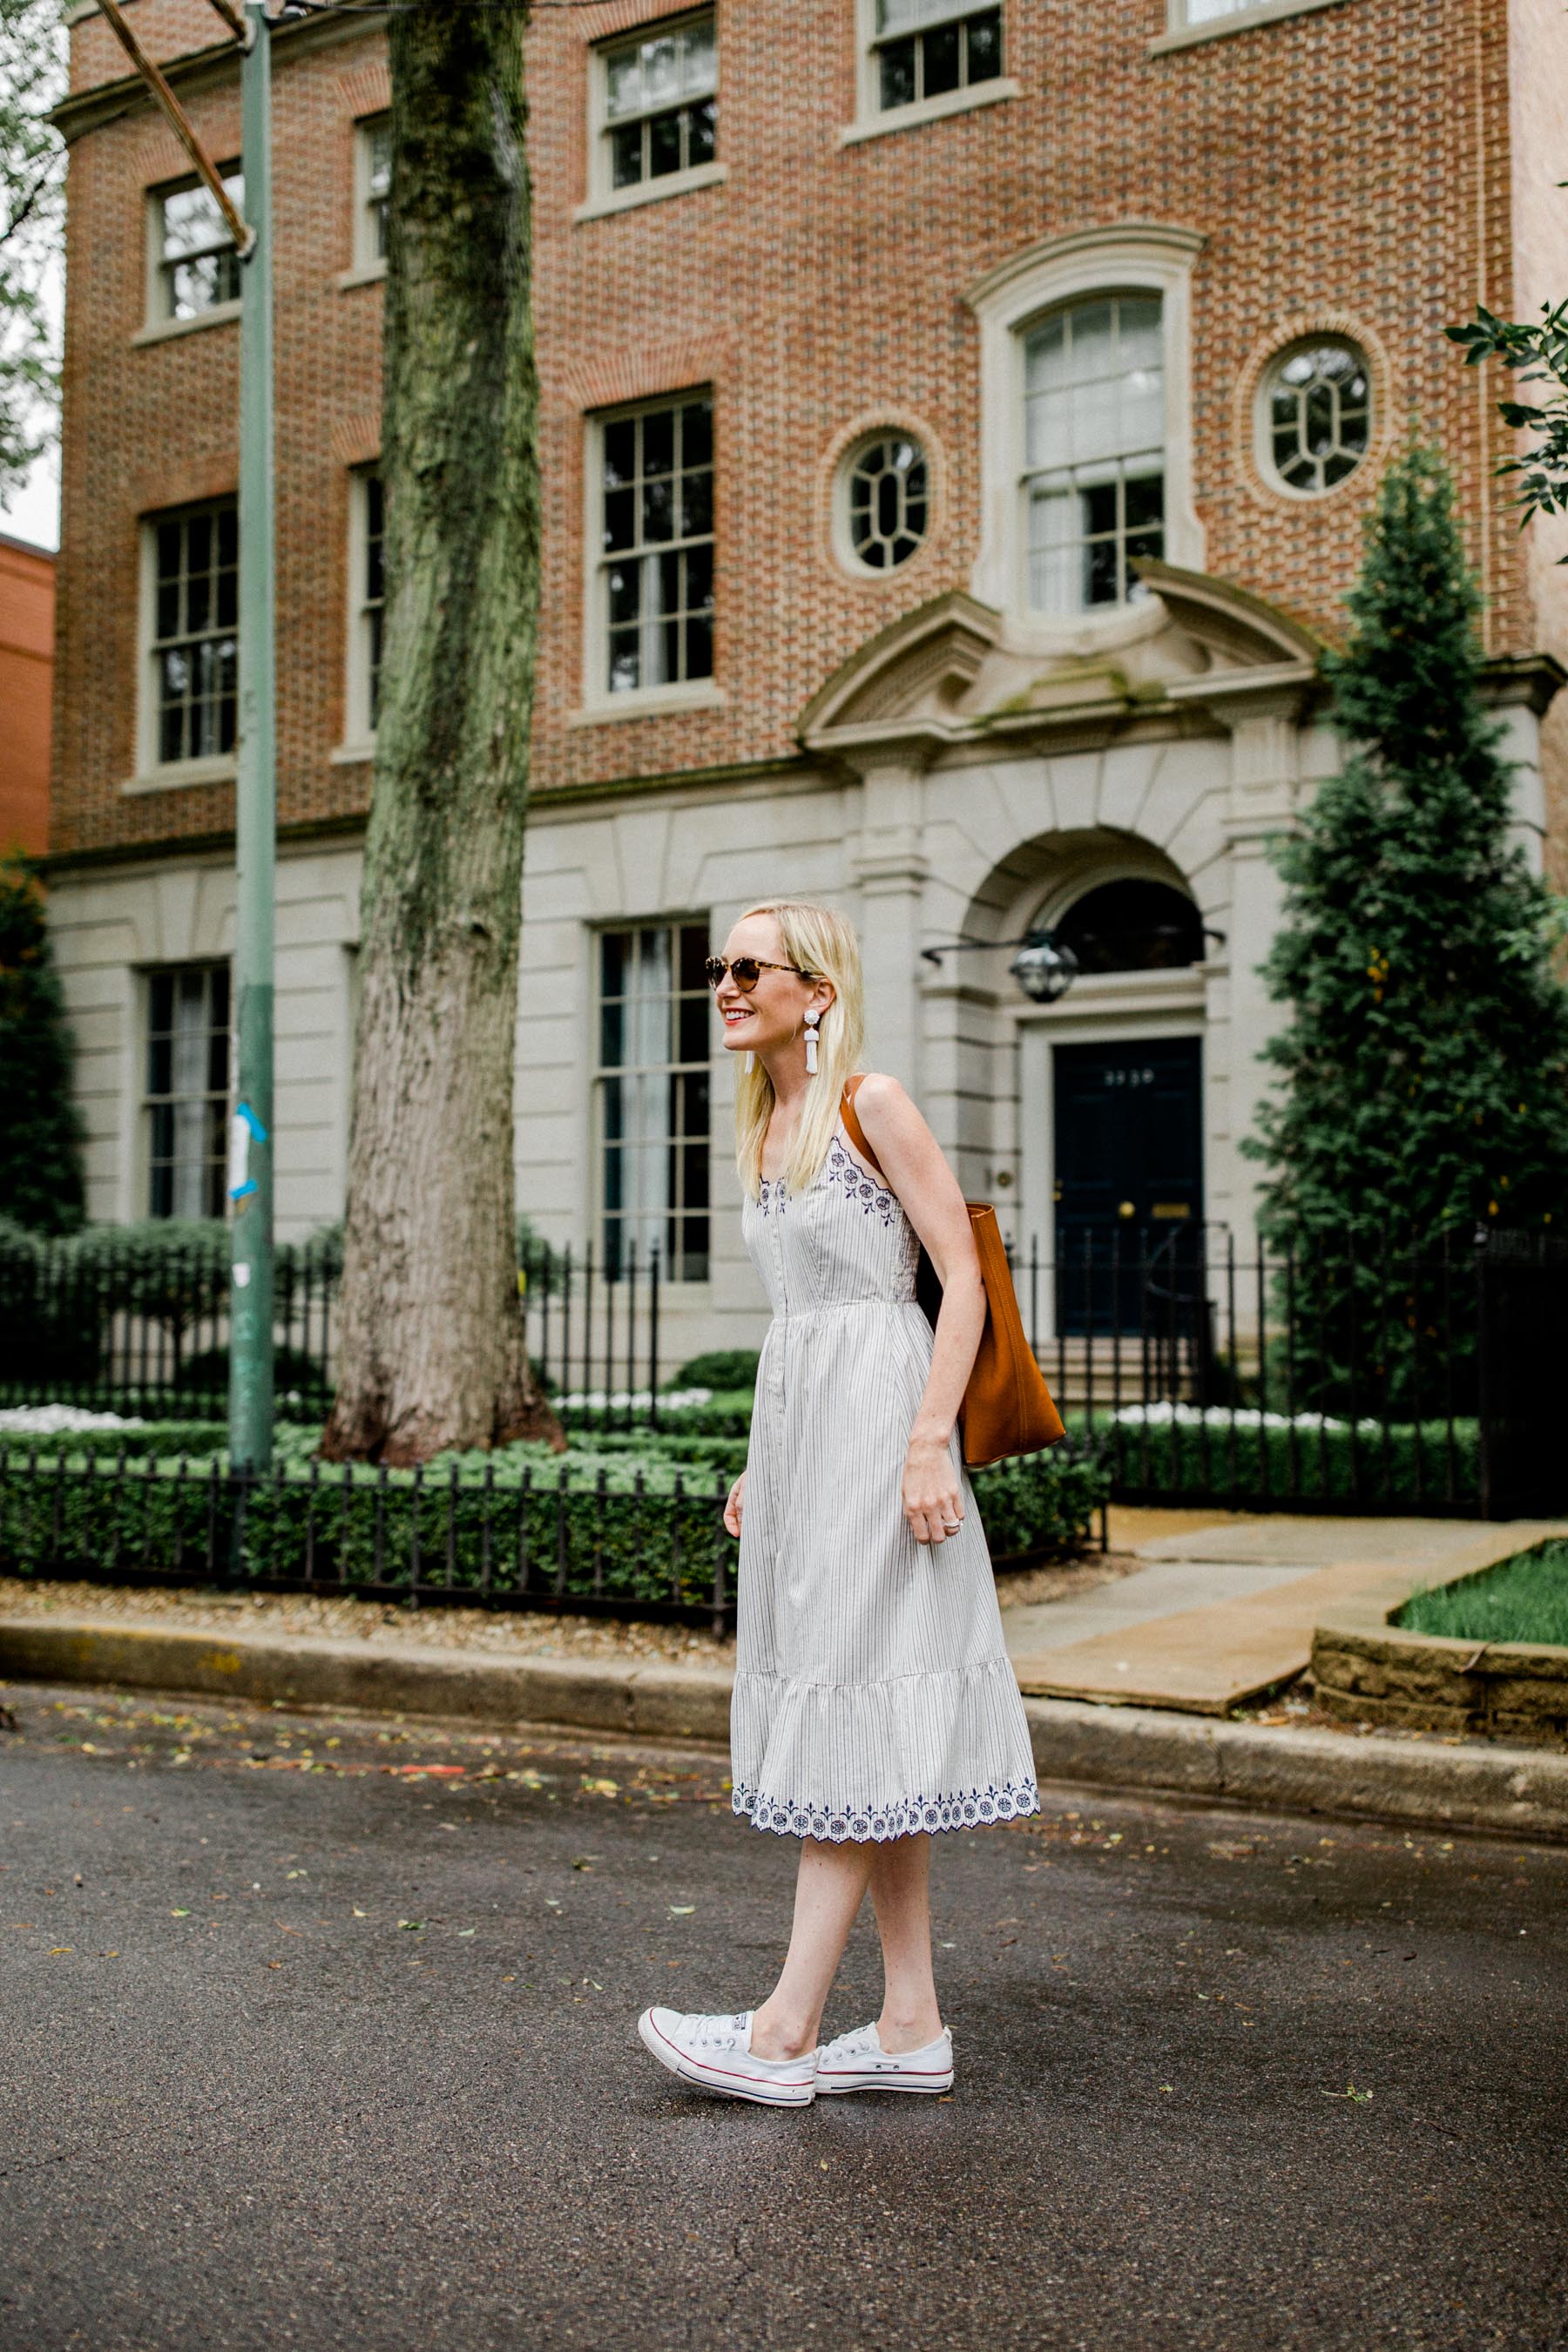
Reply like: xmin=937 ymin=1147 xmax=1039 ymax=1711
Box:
xmin=1022 ymin=295 xmax=1165 ymax=613
xmin=1054 ymin=880 xmax=1203 ymax=974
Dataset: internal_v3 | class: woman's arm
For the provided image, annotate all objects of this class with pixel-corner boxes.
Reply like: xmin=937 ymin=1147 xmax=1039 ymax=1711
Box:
xmin=851 ymin=1074 xmax=985 ymax=1547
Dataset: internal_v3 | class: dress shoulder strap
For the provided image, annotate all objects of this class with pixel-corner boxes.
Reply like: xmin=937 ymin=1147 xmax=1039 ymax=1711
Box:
xmin=840 ymin=1074 xmax=889 ymax=1185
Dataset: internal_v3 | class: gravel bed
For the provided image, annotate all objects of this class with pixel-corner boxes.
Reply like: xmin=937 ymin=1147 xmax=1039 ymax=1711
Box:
xmin=0 ymin=1543 xmax=1124 ymax=1676
xmin=0 ymin=1576 xmax=735 ymax=1667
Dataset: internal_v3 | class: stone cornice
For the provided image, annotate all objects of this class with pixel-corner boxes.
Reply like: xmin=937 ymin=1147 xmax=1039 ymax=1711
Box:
xmin=54 ymin=5 xmax=388 ymax=140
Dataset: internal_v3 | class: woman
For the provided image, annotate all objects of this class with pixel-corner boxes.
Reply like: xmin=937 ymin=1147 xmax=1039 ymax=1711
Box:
xmin=637 ymin=899 xmax=1038 ymax=2107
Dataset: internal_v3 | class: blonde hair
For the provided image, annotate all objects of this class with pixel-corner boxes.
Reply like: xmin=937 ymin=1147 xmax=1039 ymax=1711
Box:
xmin=734 ymin=900 xmax=866 ymax=1197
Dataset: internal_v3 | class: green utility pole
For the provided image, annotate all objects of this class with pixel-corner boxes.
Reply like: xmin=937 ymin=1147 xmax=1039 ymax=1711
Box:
xmin=228 ymin=0 xmax=276 ymax=1470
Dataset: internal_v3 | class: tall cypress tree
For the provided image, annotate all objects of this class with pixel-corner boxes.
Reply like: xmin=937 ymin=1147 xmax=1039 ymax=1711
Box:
xmin=0 ymin=855 xmax=84 ymax=1235
xmin=1246 ymin=438 xmax=1568 ymax=1409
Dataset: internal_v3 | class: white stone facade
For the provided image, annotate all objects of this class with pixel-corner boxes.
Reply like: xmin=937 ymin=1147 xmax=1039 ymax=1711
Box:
xmin=45 ymin=570 xmax=1554 ymax=1370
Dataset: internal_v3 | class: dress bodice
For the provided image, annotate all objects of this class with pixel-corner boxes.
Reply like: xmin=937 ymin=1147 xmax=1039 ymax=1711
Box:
xmin=742 ymin=1127 xmax=921 ymax=1316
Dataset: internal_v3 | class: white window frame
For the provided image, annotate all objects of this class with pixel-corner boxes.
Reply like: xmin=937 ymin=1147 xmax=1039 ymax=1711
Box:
xmin=592 ymin=917 xmax=713 ymax=1284
xmin=1152 ymin=0 xmax=1351 ymax=54
xmin=965 ymin=225 xmax=1206 ymax=653
xmin=834 ymin=429 xmax=933 ymax=577
xmin=1254 ymin=335 xmax=1373 ymax=500
xmin=142 ymin=959 xmax=233 ymax=1222
xmin=338 ymin=463 xmax=384 ymax=756
xmin=579 ymin=390 xmax=721 ymax=720
xmin=139 ymin=162 xmax=244 ymax=343
xmin=131 ymin=499 xmax=240 ymax=791
xmin=348 ymin=113 xmax=390 ymax=281
xmin=579 ymin=7 xmax=727 ymax=221
xmin=845 ymin=0 xmax=1018 ymax=145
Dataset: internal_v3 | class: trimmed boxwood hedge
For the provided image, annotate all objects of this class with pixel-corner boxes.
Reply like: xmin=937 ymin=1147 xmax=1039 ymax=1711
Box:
xmin=0 ymin=1425 xmax=1107 ymax=1616
xmin=1086 ymin=1413 xmax=1481 ymax=1508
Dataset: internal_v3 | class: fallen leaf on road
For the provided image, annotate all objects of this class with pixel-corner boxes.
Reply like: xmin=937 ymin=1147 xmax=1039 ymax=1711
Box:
xmin=1321 ymin=2085 xmax=1374 ymax=2102
xmin=582 ymin=1778 xmax=619 ymax=1797
xmin=668 ymin=1905 xmax=694 ymax=1917
xmin=398 ymin=1919 xmax=425 ymax=1931
xmin=170 ymin=1909 xmax=190 ymax=1917
xmin=49 ymin=1946 xmax=72 ymax=1955
xmin=353 ymin=1908 xmax=368 ymax=1918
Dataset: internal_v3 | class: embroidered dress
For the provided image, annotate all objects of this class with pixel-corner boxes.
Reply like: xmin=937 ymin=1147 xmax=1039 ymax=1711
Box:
xmin=731 ymin=1119 xmax=1040 ymax=1843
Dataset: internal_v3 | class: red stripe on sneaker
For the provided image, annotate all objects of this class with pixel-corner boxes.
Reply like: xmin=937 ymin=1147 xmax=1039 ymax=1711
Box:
xmin=648 ymin=2013 xmax=810 ymax=2092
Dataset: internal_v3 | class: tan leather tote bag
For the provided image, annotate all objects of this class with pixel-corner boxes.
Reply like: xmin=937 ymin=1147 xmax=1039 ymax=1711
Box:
xmin=841 ymin=1078 xmax=1065 ymax=1468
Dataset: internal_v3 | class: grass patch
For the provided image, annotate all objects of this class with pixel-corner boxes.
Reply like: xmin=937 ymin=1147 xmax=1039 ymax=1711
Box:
xmin=1397 ymin=1539 xmax=1568 ymax=1648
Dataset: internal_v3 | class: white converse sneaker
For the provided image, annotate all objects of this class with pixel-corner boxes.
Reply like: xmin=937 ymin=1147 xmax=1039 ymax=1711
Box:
xmin=814 ymin=2021 xmax=954 ymax=2096
xmin=637 ymin=2008 xmax=817 ymax=2106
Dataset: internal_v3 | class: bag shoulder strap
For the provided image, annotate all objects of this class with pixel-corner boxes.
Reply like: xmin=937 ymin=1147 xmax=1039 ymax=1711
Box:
xmin=839 ymin=1074 xmax=889 ymax=1185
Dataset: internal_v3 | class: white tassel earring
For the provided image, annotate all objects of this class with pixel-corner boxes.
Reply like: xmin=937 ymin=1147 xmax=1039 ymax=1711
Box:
xmin=804 ymin=1007 xmax=820 ymax=1078
xmin=743 ymin=1051 xmax=755 ymax=1074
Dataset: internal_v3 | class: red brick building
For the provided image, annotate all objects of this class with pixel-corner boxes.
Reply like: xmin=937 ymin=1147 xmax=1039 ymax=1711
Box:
xmin=44 ymin=0 xmax=1568 ymax=1351
xmin=0 ymin=531 xmax=56 ymax=857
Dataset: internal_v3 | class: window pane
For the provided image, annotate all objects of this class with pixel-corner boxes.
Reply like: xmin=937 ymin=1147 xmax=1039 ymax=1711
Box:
xmin=603 ymin=418 xmax=637 ymax=488
xmin=648 ymin=108 xmax=682 ymax=179
xmin=681 ymin=17 xmax=717 ymax=93
xmin=965 ymin=10 xmax=1003 ymax=80
xmin=684 ymin=612 xmax=713 ymax=680
xmin=603 ymin=488 xmax=636 ymax=553
xmin=680 ymin=466 xmax=713 ymax=539
xmin=924 ymin=22 xmax=962 ymax=95
xmin=686 ymin=97 xmax=716 ymax=168
xmin=609 ymin=122 xmax=643 ymax=189
xmin=880 ymin=36 xmax=917 ymax=108
xmin=642 ymin=408 xmax=674 ymax=477
xmin=682 ymin=401 xmax=713 ymax=470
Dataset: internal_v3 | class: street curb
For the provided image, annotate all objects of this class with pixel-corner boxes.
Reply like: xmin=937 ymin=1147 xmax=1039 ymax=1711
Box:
xmin=0 ymin=1617 xmax=732 ymax=1746
xmin=3 ymin=1612 xmax=1566 ymax=1842
xmin=1020 ymin=1697 xmax=1568 ymax=1844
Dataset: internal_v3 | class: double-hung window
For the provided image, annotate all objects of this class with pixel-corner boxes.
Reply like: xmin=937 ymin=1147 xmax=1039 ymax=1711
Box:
xmin=872 ymin=0 xmax=1004 ymax=112
xmin=152 ymin=166 xmax=244 ymax=322
xmin=1021 ymin=296 xmax=1166 ymax=614
xmin=598 ymin=11 xmax=716 ymax=194
xmin=596 ymin=395 xmax=714 ymax=698
xmin=147 ymin=500 xmax=239 ymax=767
xmin=354 ymin=116 xmax=391 ymax=271
xmin=596 ymin=923 xmax=711 ymax=1282
xmin=145 ymin=963 xmax=231 ymax=1220
xmin=347 ymin=465 xmax=386 ymax=740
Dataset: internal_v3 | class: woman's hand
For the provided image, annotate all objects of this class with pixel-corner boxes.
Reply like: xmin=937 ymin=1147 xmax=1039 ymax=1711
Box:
xmin=902 ymin=1436 xmax=964 ymax=1548
xmin=723 ymin=1470 xmax=747 ymax=1538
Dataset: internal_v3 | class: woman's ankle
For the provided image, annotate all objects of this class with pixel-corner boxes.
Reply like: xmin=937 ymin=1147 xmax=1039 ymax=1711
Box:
xmin=749 ymin=2000 xmax=819 ymax=2061
xmin=875 ymin=2006 xmax=943 ymax=2054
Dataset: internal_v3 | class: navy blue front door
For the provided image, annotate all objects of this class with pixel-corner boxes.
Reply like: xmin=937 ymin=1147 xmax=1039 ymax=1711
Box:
xmin=1052 ymin=1037 xmax=1204 ymax=1333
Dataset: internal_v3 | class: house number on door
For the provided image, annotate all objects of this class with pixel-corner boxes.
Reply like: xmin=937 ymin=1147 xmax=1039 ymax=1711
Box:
xmin=1103 ymin=1067 xmax=1158 ymax=1087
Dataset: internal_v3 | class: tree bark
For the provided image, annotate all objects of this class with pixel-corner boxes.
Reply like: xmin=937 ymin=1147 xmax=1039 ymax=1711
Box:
xmin=321 ymin=3 xmax=560 ymax=1465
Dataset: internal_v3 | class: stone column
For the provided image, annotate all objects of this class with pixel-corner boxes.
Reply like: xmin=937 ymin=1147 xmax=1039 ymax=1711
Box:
xmin=848 ymin=752 xmax=929 ymax=1094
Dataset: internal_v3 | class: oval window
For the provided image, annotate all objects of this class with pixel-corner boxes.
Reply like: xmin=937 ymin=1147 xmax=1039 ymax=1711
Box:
xmin=841 ymin=434 xmax=930 ymax=571
xmin=1260 ymin=337 xmax=1371 ymax=497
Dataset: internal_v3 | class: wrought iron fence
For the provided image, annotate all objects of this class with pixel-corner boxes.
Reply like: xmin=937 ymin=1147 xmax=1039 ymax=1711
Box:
xmin=2 ymin=1220 xmax=1565 ymax=1520
xmin=0 ymin=1447 xmax=740 ymax=1630
xmin=0 ymin=1230 xmax=670 ymax=1432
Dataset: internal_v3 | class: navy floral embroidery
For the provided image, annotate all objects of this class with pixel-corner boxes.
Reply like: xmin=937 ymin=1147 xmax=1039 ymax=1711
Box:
xmin=756 ymin=1173 xmax=787 ymax=1218
xmin=825 ymin=1138 xmax=898 ymax=1226
xmin=730 ymin=1776 xmax=1039 ymax=1844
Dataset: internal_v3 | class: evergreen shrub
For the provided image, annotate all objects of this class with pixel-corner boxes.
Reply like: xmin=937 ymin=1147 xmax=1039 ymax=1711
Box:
xmin=1246 ymin=439 xmax=1568 ymax=1415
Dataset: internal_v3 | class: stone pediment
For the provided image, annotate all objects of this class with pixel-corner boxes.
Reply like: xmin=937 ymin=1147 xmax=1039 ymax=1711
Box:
xmin=799 ymin=564 xmax=1322 ymax=763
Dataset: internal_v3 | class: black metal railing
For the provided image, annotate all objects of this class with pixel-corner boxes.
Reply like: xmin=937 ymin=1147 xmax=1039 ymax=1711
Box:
xmin=2 ymin=1220 xmax=1565 ymax=1520
xmin=0 ymin=1447 xmax=739 ymax=1630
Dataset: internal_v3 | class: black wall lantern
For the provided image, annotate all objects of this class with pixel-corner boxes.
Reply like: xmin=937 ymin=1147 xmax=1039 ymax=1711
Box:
xmin=920 ymin=929 xmax=1081 ymax=1005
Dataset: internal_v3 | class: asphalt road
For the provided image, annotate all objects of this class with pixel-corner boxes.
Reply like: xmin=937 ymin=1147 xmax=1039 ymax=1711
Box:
xmin=2 ymin=1681 xmax=1565 ymax=2352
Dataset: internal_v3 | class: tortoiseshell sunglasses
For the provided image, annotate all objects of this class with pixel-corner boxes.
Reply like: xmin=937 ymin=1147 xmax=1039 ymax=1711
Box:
xmin=704 ymin=955 xmax=814 ymax=990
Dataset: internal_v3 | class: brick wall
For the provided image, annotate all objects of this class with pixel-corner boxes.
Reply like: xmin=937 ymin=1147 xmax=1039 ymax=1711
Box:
xmin=51 ymin=0 xmax=1555 ymax=863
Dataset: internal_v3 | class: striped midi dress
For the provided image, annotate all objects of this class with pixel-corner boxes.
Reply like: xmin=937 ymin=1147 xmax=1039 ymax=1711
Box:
xmin=730 ymin=1119 xmax=1040 ymax=1844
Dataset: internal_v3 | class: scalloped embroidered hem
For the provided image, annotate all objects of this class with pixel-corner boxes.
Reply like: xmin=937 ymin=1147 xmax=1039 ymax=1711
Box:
xmin=730 ymin=1777 xmax=1040 ymax=1844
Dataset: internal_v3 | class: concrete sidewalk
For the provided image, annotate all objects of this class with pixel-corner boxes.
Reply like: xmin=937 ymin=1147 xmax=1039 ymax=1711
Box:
xmin=1004 ymin=1511 xmax=1567 ymax=1714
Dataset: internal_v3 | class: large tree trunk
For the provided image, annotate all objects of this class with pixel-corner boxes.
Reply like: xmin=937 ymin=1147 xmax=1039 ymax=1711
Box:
xmin=321 ymin=3 xmax=559 ymax=1464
